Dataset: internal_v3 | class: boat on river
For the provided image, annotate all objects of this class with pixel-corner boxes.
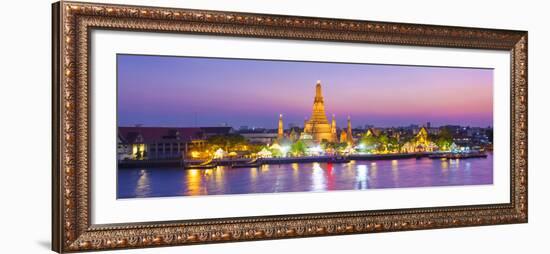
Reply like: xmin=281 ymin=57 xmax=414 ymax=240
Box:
xmin=328 ymin=156 xmax=350 ymax=163
xmin=230 ymin=158 xmax=262 ymax=168
xmin=428 ymin=152 xmax=488 ymax=160
xmin=184 ymin=158 xmax=217 ymax=169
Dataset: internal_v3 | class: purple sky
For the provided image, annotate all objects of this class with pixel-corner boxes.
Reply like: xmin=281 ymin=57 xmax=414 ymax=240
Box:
xmin=117 ymin=54 xmax=493 ymax=128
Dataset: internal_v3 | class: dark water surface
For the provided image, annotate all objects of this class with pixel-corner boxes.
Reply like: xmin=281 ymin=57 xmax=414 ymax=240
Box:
xmin=117 ymin=154 xmax=493 ymax=198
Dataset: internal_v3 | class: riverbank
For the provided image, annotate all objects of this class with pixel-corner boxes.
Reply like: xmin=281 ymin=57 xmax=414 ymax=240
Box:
xmin=118 ymin=152 xmax=447 ymax=169
xmin=119 ymin=152 xmax=490 ymax=169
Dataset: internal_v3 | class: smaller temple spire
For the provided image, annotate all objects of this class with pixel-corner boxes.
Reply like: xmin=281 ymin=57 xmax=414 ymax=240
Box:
xmin=331 ymin=114 xmax=337 ymax=141
xmin=331 ymin=114 xmax=336 ymax=133
xmin=340 ymin=131 xmax=347 ymax=143
xmin=277 ymin=114 xmax=284 ymax=140
xmin=346 ymin=115 xmax=353 ymax=144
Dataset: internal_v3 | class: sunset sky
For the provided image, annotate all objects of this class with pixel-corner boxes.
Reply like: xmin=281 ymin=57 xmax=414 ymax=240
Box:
xmin=117 ymin=54 xmax=493 ymax=128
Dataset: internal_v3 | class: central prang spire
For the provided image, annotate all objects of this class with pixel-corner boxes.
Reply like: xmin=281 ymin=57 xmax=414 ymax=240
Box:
xmin=310 ymin=80 xmax=329 ymax=123
xmin=300 ymin=80 xmax=336 ymax=142
xmin=315 ymin=80 xmax=323 ymax=103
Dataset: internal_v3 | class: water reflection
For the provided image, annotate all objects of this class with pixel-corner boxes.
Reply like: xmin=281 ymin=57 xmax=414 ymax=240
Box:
xmin=312 ymin=162 xmax=326 ymax=191
xmin=135 ymin=169 xmax=151 ymax=197
xmin=465 ymin=162 xmax=471 ymax=173
xmin=250 ymin=167 xmax=258 ymax=181
xmin=391 ymin=160 xmax=399 ymax=186
xmin=118 ymin=154 xmax=494 ymax=198
xmin=291 ymin=163 xmax=299 ymax=182
xmin=347 ymin=160 xmax=356 ymax=170
xmin=441 ymin=159 xmax=449 ymax=170
xmin=370 ymin=162 xmax=378 ymax=178
xmin=440 ymin=159 xmax=450 ymax=180
xmin=356 ymin=165 xmax=368 ymax=190
xmin=449 ymin=159 xmax=460 ymax=170
xmin=186 ymin=169 xmax=202 ymax=196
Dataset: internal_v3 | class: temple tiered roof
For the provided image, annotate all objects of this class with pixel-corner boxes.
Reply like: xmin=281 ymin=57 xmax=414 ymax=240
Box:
xmin=301 ymin=81 xmax=337 ymax=142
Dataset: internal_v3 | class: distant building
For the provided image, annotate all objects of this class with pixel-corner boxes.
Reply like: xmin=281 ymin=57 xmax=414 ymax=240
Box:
xmin=241 ymin=132 xmax=278 ymax=144
xmin=117 ymin=126 xmax=233 ymax=160
xmin=427 ymin=127 xmax=440 ymax=135
xmin=117 ymin=135 xmax=132 ymax=160
xmin=441 ymin=125 xmax=462 ymax=135
xmin=288 ymin=127 xmax=300 ymax=142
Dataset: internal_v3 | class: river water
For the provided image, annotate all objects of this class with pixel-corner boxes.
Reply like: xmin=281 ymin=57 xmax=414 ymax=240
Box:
xmin=117 ymin=154 xmax=493 ymax=198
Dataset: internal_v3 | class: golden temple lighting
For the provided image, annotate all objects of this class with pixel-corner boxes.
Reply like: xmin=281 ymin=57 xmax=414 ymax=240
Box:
xmin=300 ymin=81 xmax=337 ymax=142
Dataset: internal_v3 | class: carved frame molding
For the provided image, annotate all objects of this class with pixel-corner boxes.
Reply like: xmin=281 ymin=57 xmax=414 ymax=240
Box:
xmin=52 ymin=1 xmax=528 ymax=252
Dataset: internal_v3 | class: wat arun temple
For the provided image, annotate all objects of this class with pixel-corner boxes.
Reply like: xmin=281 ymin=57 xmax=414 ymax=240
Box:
xmin=278 ymin=80 xmax=353 ymax=144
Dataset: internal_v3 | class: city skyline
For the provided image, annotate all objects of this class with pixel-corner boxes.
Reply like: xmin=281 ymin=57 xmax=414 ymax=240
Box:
xmin=118 ymin=54 xmax=493 ymax=128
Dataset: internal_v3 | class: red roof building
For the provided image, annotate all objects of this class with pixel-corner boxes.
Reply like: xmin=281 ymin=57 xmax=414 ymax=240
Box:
xmin=117 ymin=126 xmax=232 ymax=160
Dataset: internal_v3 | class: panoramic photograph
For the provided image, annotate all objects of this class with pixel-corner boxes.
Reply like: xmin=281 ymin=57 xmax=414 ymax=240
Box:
xmin=116 ymin=54 xmax=494 ymax=199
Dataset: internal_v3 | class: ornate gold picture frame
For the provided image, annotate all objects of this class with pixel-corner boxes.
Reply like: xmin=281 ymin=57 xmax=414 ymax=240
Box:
xmin=52 ymin=1 xmax=527 ymax=252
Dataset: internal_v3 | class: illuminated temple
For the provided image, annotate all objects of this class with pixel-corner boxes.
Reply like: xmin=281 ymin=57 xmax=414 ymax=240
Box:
xmin=400 ymin=127 xmax=438 ymax=153
xmin=276 ymin=80 xmax=354 ymax=143
xmin=300 ymin=81 xmax=337 ymax=142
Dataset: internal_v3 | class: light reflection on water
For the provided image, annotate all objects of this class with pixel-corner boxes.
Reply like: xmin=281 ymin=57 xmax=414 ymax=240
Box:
xmin=356 ymin=165 xmax=368 ymax=190
xmin=117 ymin=154 xmax=494 ymax=199
xmin=311 ymin=163 xmax=326 ymax=191
xmin=135 ymin=169 xmax=150 ymax=197
xmin=186 ymin=169 xmax=201 ymax=196
xmin=391 ymin=160 xmax=399 ymax=187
